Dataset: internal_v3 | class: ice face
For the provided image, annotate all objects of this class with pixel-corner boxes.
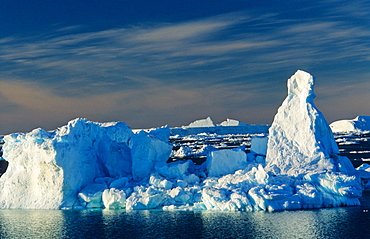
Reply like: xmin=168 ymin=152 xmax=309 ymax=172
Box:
xmin=207 ymin=148 xmax=247 ymax=177
xmin=130 ymin=128 xmax=172 ymax=181
xmin=0 ymin=118 xmax=171 ymax=209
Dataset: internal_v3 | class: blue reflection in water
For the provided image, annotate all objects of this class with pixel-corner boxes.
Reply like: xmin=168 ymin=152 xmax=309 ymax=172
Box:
xmin=0 ymin=192 xmax=370 ymax=238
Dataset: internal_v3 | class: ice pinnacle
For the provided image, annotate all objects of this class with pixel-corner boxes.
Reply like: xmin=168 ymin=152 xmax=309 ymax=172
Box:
xmin=265 ymin=70 xmax=342 ymax=176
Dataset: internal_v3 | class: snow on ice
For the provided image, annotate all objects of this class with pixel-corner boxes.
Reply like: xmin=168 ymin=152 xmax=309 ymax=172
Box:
xmin=0 ymin=70 xmax=364 ymax=211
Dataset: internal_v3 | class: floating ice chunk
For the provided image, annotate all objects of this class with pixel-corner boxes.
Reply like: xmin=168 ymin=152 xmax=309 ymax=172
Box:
xmin=255 ymin=155 xmax=265 ymax=164
xmin=264 ymin=184 xmax=301 ymax=211
xmin=78 ymin=183 xmax=107 ymax=208
xmin=207 ymin=148 xmax=247 ymax=177
xmin=248 ymin=186 xmax=268 ymax=211
xmin=337 ymin=156 xmax=356 ymax=175
xmin=102 ymin=188 xmax=126 ymax=209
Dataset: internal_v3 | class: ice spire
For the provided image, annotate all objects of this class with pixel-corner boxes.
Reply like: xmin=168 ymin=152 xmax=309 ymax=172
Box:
xmin=265 ymin=70 xmax=341 ymax=176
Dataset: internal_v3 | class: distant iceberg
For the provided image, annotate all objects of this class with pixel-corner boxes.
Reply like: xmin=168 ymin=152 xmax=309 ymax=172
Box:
xmin=219 ymin=118 xmax=248 ymax=127
xmin=0 ymin=70 xmax=363 ymax=211
xmin=171 ymin=117 xmax=269 ymax=136
xmin=187 ymin=117 xmax=215 ymax=128
xmin=330 ymin=116 xmax=370 ymax=133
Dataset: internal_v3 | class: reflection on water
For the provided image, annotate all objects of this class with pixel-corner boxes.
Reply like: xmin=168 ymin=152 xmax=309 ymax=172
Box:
xmin=0 ymin=193 xmax=370 ymax=238
xmin=0 ymin=210 xmax=66 ymax=238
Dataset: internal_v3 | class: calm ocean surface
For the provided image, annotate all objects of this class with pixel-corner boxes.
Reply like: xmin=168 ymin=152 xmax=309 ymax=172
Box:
xmin=1 ymin=191 xmax=370 ymax=239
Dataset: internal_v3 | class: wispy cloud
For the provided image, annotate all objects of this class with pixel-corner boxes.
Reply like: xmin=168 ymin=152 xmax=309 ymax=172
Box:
xmin=0 ymin=3 xmax=369 ymax=132
xmin=1 ymin=10 xmax=369 ymax=92
xmin=132 ymin=20 xmax=231 ymax=42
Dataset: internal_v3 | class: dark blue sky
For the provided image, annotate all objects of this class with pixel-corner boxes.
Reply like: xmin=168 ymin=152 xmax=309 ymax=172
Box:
xmin=0 ymin=0 xmax=369 ymax=134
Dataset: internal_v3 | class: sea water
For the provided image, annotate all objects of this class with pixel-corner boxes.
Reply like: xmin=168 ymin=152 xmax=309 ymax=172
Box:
xmin=1 ymin=191 xmax=370 ymax=239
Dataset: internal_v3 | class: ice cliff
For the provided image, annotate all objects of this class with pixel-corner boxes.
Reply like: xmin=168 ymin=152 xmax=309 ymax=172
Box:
xmin=0 ymin=120 xmax=171 ymax=209
xmin=0 ymin=70 xmax=363 ymax=211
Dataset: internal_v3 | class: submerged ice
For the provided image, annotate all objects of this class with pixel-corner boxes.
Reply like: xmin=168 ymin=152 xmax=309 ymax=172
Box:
xmin=0 ymin=70 xmax=363 ymax=211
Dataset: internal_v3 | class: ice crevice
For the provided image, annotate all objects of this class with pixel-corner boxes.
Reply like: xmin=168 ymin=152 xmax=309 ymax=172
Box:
xmin=0 ymin=70 xmax=365 ymax=211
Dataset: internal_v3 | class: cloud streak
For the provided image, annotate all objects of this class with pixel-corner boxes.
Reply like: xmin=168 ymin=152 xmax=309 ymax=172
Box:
xmin=0 ymin=2 xmax=369 ymax=133
xmin=1 ymin=11 xmax=369 ymax=88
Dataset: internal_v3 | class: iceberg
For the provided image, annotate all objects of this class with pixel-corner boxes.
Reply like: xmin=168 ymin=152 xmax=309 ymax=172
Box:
xmin=0 ymin=70 xmax=363 ymax=211
xmin=170 ymin=117 xmax=269 ymax=136
xmin=187 ymin=117 xmax=215 ymax=128
xmin=0 ymin=119 xmax=171 ymax=209
xmin=265 ymin=70 xmax=361 ymax=206
xmin=219 ymin=118 xmax=248 ymax=127
xmin=266 ymin=70 xmax=342 ymax=176
xmin=330 ymin=116 xmax=370 ymax=133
